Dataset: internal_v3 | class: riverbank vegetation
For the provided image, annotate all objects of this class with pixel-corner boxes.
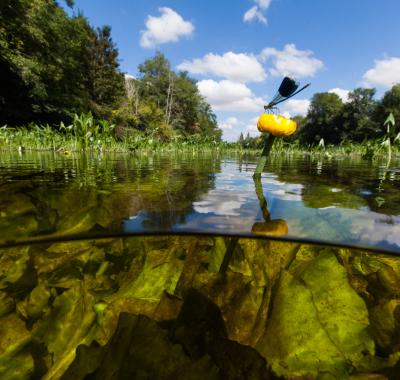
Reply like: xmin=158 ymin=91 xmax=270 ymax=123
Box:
xmin=240 ymin=84 xmax=400 ymax=156
xmin=0 ymin=0 xmax=221 ymax=143
xmin=295 ymin=85 xmax=400 ymax=146
xmin=0 ymin=114 xmax=227 ymax=153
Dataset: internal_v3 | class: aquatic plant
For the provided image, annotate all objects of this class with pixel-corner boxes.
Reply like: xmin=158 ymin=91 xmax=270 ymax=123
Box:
xmin=381 ymin=112 xmax=398 ymax=163
xmin=1 ymin=117 xmax=399 ymax=158
xmin=1 ymin=235 xmax=400 ymax=379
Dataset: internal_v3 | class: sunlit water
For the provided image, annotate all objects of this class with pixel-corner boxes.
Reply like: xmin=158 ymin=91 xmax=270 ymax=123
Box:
xmin=2 ymin=151 xmax=400 ymax=379
xmin=0 ymin=150 xmax=400 ymax=251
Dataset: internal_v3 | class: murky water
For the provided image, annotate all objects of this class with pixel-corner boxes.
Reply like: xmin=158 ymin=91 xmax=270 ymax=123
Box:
xmin=1 ymin=151 xmax=399 ymax=252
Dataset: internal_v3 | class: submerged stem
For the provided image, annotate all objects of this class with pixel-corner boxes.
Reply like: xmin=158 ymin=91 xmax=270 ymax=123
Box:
xmin=253 ymin=135 xmax=276 ymax=178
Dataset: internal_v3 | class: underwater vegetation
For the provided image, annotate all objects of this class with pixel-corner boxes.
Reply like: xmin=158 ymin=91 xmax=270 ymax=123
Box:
xmin=0 ymin=151 xmax=400 ymax=379
xmin=1 ymin=235 xmax=400 ymax=379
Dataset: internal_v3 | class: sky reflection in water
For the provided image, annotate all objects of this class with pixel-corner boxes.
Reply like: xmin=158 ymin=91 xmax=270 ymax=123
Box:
xmin=0 ymin=151 xmax=399 ymax=252
xmin=124 ymin=156 xmax=400 ymax=252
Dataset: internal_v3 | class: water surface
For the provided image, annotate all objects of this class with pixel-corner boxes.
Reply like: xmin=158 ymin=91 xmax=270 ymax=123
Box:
xmin=2 ymin=151 xmax=400 ymax=379
xmin=1 ymin=151 xmax=399 ymax=252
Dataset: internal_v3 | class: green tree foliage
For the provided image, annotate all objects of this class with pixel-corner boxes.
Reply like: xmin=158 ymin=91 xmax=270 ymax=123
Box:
xmin=291 ymin=84 xmax=400 ymax=146
xmin=341 ymin=88 xmax=379 ymax=142
xmin=299 ymin=92 xmax=344 ymax=145
xmin=376 ymin=84 xmax=400 ymax=129
xmin=86 ymin=25 xmax=125 ymax=120
xmin=0 ymin=0 xmax=124 ymax=125
xmin=131 ymin=52 xmax=221 ymax=140
xmin=0 ymin=3 xmax=220 ymax=141
xmin=0 ymin=0 xmax=90 ymax=123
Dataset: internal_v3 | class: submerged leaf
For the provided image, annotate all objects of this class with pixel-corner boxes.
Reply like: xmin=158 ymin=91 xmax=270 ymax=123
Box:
xmin=32 ymin=284 xmax=97 ymax=380
xmin=0 ymin=314 xmax=33 ymax=380
xmin=258 ymin=252 xmax=374 ymax=378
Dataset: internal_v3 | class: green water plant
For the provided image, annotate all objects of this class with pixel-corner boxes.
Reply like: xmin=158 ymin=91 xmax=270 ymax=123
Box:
xmin=381 ymin=112 xmax=398 ymax=163
xmin=1 ymin=237 xmax=400 ymax=379
xmin=376 ymin=113 xmax=398 ymax=196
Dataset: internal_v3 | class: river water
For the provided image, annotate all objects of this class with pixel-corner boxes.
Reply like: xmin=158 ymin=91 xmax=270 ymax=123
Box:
xmin=1 ymin=150 xmax=399 ymax=252
xmin=2 ymin=150 xmax=400 ymax=379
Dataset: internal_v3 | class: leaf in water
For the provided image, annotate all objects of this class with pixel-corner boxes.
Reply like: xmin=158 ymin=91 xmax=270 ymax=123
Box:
xmin=32 ymin=283 xmax=97 ymax=380
xmin=95 ymin=242 xmax=186 ymax=344
xmin=0 ymin=215 xmax=39 ymax=242
xmin=0 ymin=291 xmax=15 ymax=318
xmin=32 ymin=242 xmax=106 ymax=291
xmin=64 ymin=290 xmax=269 ymax=380
xmin=208 ymin=237 xmax=226 ymax=272
xmin=0 ymin=194 xmax=35 ymax=218
xmin=369 ymin=299 xmax=400 ymax=354
xmin=36 ymin=188 xmax=98 ymax=236
xmin=17 ymin=282 xmax=51 ymax=321
xmin=257 ymin=252 xmax=375 ymax=378
xmin=0 ymin=246 xmax=36 ymax=293
xmin=0 ymin=313 xmax=33 ymax=380
xmin=113 ymin=246 xmax=185 ymax=301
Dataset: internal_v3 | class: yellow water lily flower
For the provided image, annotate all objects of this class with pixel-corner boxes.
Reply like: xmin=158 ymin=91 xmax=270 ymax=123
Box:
xmin=257 ymin=114 xmax=297 ymax=137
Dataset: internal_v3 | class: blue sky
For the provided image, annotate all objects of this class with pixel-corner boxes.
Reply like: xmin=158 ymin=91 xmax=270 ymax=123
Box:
xmin=64 ymin=0 xmax=400 ymax=141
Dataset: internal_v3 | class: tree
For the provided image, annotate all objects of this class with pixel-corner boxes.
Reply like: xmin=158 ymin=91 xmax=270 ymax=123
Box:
xmin=0 ymin=5 xmax=220 ymax=142
xmin=86 ymin=25 xmax=125 ymax=119
xmin=300 ymin=93 xmax=344 ymax=145
xmin=137 ymin=52 xmax=171 ymax=109
xmin=376 ymin=84 xmax=400 ymax=131
xmin=340 ymin=88 xmax=379 ymax=142
xmin=0 ymin=0 xmax=95 ymax=124
xmin=0 ymin=0 xmax=124 ymax=126
xmin=136 ymin=53 xmax=221 ymax=139
xmin=196 ymin=100 xmax=221 ymax=140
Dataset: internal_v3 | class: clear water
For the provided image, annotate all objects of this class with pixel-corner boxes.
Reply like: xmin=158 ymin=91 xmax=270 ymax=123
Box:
xmin=2 ymin=151 xmax=400 ymax=379
xmin=1 ymin=150 xmax=399 ymax=252
xmin=2 ymin=235 xmax=400 ymax=379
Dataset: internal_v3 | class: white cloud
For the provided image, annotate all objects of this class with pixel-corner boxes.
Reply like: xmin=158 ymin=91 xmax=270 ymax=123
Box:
xmin=177 ymin=52 xmax=266 ymax=83
xmin=328 ymin=88 xmax=350 ymax=103
xmin=243 ymin=0 xmax=272 ymax=24
xmin=243 ymin=6 xmax=267 ymax=24
xmin=197 ymin=80 xmax=265 ymax=112
xmin=244 ymin=116 xmax=260 ymax=137
xmin=140 ymin=7 xmax=194 ymax=48
xmin=219 ymin=117 xmax=239 ymax=130
xmin=219 ymin=116 xmax=261 ymax=142
xmin=260 ymin=44 xmax=323 ymax=78
xmin=280 ymin=99 xmax=310 ymax=117
xmin=256 ymin=0 xmax=272 ymax=9
xmin=362 ymin=57 xmax=400 ymax=88
xmin=124 ymin=73 xmax=135 ymax=80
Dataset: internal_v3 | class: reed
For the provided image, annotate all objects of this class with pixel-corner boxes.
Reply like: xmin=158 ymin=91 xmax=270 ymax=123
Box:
xmin=1 ymin=113 xmax=399 ymax=157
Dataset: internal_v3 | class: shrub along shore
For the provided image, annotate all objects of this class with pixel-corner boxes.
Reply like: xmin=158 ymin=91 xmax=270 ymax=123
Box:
xmin=0 ymin=113 xmax=398 ymax=160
